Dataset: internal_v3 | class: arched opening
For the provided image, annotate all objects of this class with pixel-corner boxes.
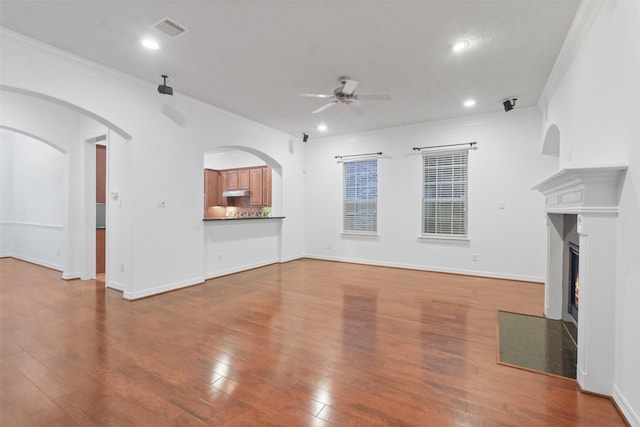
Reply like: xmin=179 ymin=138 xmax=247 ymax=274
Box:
xmin=0 ymin=88 xmax=132 ymax=294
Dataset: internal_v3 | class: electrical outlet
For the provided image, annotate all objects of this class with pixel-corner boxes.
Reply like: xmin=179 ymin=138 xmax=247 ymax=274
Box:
xmin=472 ymin=253 xmax=478 ymax=262
xmin=120 ymin=264 xmax=125 ymax=272
xmin=326 ymin=244 xmax=331 ymax=250
xmin=218 ymin=254 xmax=222 ymax=262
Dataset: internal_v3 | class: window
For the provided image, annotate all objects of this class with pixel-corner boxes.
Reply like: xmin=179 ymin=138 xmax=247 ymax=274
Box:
xmin=422 ymin=150 xmax=468 ymax=237
xmin=343 ymin=159 xmax=377 ymax=234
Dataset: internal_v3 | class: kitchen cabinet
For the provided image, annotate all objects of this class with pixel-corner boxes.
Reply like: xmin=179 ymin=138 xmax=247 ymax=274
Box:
xmin=219 ymin=172 xmax=227 ymax=206
xmin=249 ymin=166 xmax=272 ymax=207
xmin=204 ymin=165 xmax=272 ymax=215
xmin=204 ymin=169 xmax=220 ymax=210
xmin=262 ymin=166 xmax=272 ymax=207
xmin=250 ymin=168 xmax=263 ymax=206
xmin=227 ymin=169 xmax=250 ymax=191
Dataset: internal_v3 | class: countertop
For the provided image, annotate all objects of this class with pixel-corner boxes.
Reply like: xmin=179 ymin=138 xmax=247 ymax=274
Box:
xmin=203 ymin=216 xmax=285 ymax=221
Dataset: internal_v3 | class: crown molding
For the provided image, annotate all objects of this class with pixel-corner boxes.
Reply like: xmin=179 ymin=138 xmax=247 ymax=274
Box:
xmin=538 ymin=1 xmax=606 ymax=105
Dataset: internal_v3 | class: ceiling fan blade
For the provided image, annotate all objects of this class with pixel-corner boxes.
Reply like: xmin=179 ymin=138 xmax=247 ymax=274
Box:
xmin=300 ymin=93 xmax=333 ymax=98
xmin=356 ymin=94 xmax=392 ymax=101
xmin=312 ymin=101 xmax=337 ymax=114
xmin=341 ymin=79 xmax=359 ymax=95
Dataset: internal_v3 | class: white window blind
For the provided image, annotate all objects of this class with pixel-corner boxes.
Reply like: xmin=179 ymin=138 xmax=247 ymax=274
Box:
xmin=422 ymin=150 xmax=468 ymax=236
xmin=343 ymin=159 xmax=377 ymax=234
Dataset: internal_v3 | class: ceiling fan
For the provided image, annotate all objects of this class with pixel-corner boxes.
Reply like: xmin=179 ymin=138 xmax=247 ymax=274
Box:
xmin=300 ymin=76 xmax=391 ymax=114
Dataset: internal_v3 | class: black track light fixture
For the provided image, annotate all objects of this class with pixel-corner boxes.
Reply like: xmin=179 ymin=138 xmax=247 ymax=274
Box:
xmin=503 ymin=98 xmax=517 ymax=112
xmin=302 ymin=133 xmax=309 ymax=142
xmin=158 ymin=75 xmax=173 ymax=96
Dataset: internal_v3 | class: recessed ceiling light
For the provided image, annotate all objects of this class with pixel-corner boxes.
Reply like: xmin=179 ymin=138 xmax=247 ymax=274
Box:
xmin=453 ymin=40 xmax=469 ymax=52
xmin=317 ymin=124 xmax=328 ymax=132
xmin=463 ymin=99 xmax=476 ymax=107
xmin=141 ymin=38 xmax=160 ymax=50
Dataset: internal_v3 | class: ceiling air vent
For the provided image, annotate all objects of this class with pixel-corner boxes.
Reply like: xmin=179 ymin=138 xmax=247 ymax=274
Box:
xmin=152 ymin=17 xmax=189 ymax=38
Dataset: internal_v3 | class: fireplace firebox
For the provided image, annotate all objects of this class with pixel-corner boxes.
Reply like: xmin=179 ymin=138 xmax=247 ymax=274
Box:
xmin=568 ymin=243 xmax=579 ymax=322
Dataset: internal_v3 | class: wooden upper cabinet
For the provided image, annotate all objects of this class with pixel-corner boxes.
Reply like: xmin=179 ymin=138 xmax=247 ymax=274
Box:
xmin=238 ymin=169 xmax=250 ymax=190
xmin=219 ymin=172 xmax=228 ymax=206
xmin=263 ymin=166 xmax=272 ymax=207
xmin=227 ymin=170 xmax=238 ymax=190
xmin=204 ymin=169 xmax=220 ymax=210
xmin=250 ymin=168 xmax=263 ymax=206
xmin=226 ymin=168 xmax=252 ymax=191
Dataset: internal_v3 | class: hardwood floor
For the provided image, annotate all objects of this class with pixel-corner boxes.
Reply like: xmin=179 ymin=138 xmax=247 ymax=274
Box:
xmin=0 ymin=258 xmax=626 ymax=426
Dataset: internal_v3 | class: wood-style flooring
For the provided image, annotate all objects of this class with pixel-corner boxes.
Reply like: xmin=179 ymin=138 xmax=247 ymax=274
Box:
xmin=0 ymin=258 xmax=626 ymax=426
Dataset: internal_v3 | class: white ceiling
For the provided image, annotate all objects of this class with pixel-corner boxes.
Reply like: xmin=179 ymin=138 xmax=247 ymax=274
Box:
xmin=0 ymin=1 xmax=580 ymax=138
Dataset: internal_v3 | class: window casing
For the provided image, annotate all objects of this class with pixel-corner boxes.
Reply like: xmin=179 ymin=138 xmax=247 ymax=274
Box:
xmin=422 ymin=150 xmax=468 ymax=237
xmin=343 ymin=159 xmax=377 ymax=234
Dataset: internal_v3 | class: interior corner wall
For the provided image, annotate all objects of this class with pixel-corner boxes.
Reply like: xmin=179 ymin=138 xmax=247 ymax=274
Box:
xmin=543 ymin=1 xmax=640 ymax=424
xmin=304 ymin=108 xmax=557 ymax=282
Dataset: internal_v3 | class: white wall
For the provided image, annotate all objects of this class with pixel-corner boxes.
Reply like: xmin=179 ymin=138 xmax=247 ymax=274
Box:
xmin=0 ymin=131 xmax=65 ymax=269
xmin=542 ymin=1 xmax=640 ymax=424
xmin=204 ymin=150 xmax=267 ymax=169
xmin=1 ymin=28 xmax=305 ymax=299
xmin=304 ymin=108 xmax=557 ymax=282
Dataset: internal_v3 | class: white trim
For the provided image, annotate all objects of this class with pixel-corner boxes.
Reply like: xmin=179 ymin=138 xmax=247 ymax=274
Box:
xmin=544 ymin=206 xmax=619 ymax=216
xmin=279 ymin=254 xmax=304 ymax=263
xmin=107 ymin=281 xmax=126 ymax=292
xmin=418 ymin=234 xmax=470 ymax=244
xmin=205 ymin=258 xmax=280 ymax=280
xmin=613 ymin=385 xmax=639 ymax=427
xmin=341 ymin=232 xmax=379 ymax=238
xmin=62 ymin=272 xmax=81 ymax=280
xmin=10 ymin=254 xmax=62 ymax=272
xmin=539 ymin=0 xmax=606 ymax=102
xmin=305 ymin=254 xmax=544 ymax=283
xmin=1 ymin=221 xmax=63 ymax=230
xmin=123 ymin=276 xmax=205 ymax=300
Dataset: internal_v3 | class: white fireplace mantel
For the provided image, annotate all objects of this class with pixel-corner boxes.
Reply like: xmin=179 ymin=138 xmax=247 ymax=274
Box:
xmin=533 ymin=164 xmax=627 ymax=396
xmin=532 ymin=165 xmax=627 ymax=214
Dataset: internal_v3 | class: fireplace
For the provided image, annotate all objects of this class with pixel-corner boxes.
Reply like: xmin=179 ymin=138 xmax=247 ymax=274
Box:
xmin=533 ymin=165 xmax=626 ymax=395
xmin=568 ymin=243 xmax=579 ymax=322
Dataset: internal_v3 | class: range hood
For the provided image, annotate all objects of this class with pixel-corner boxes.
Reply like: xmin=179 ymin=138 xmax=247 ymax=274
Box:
xmin=223 ymin=189 xmax=251 ymax=197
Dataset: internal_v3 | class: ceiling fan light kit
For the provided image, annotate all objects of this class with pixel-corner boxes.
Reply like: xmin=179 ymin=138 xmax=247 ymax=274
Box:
xmin=301 ymin=76 xmax=391 ymax=114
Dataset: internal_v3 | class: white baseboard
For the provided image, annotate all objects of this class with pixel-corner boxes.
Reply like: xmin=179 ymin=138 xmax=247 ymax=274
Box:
xmin=304 ymin=254 xmax=544 ymax=283
xmin=613 ymin=385 xmax=639 ymax=427
xmin=10 ymin=254 xmax=63 ymax=272
xmin=107 ymin=281 xmax=125 ymax=292
xmin=62 ymin=272 xmax=81 ymax=280
xmin=279 ymin=254 xmax=304 ymax=263
xmin=206 ymin=258 xmax=280 ymax=280
xmin=123 ymin=276 xmax=205 ymax=300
